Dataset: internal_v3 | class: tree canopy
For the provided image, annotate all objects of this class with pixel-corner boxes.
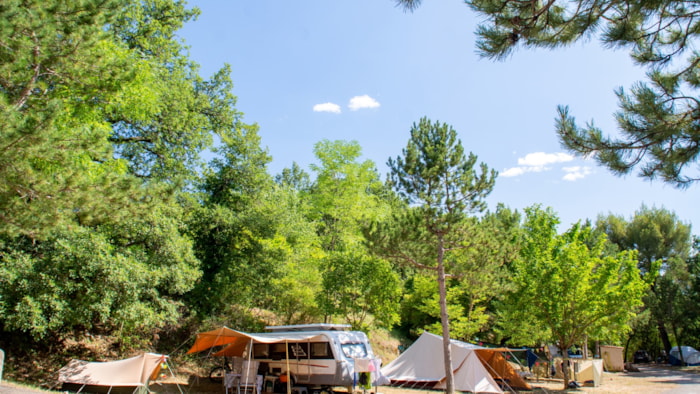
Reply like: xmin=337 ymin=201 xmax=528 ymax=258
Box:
xmin=499 ymin=206 xmax=648 ymax=388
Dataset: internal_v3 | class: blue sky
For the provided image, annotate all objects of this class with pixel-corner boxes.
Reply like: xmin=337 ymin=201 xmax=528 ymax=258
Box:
xmin=179 ymin=0 xmax=697 ymax=234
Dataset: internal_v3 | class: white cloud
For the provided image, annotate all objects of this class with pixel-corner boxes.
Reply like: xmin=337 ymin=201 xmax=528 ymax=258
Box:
xmin=518 ymin=152 xmax=574 ymax=167
xmin=501 ymin=166 xmax=549 ymax=177
xmin=313 ymin=102 xmax=341 ymax=113
xmin=348 ymin=95 xmax=380 ymax=111
xmin=501 ymin=167 xmax=526 ymax=177
xmin=501 ymin=152 xmax=578 ymax=178
xmin=562 ymin=166 xmax=593 ymax=181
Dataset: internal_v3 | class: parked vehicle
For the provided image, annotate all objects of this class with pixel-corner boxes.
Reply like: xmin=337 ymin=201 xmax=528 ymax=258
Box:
xmin=246 ymin=324 xmax=381 ymax=389
xmin=634 ymin=350 xmax=651 ymax=363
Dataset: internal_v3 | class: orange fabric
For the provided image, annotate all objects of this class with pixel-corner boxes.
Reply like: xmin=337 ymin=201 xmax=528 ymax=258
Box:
xmin=475 ymin=350 xmax=530 ymax=390
xmin=186 ymin=327 xmax=242 ymax=354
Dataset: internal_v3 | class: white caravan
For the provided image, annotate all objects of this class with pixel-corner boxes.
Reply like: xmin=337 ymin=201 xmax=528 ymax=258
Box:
xmin=246 ymin=324 xmax=378 ymax=388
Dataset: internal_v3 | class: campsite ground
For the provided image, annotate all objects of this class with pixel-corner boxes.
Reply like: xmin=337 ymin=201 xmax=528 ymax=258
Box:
xmin=2 ymin=364 xmax=700 ymax=393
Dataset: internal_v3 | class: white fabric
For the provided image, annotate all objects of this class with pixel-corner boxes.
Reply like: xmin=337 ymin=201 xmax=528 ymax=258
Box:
xmin=574 ymin=359 xmax=604 ymax=387
xmin=381 ymin=332 xmax=503 ymax=393
xmin=435 ymin=351 xmax=503 ymax=394
xmin=354 ymin=358 xmax=373 ymax=372
xmin=57 ymin=353 xmax=164 ymax=388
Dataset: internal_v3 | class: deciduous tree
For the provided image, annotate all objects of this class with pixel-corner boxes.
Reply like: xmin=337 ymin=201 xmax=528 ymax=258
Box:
xmin=596 ymin=206 xmax=692 ymax=354
xmin=500 ymin=206 xmax=648 ymax=389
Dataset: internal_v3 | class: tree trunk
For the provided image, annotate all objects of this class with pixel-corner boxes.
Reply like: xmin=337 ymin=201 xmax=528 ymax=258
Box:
xmin=561 ymin=355 xmax=570 ymax=390
xmin=437 ymin=242 xmax=454 ymax=394
xmin=657 ymin=319 xmax=672 ymax=354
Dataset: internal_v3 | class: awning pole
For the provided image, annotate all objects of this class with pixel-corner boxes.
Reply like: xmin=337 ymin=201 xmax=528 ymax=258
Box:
xmin=285 ymin=340 xmax=291 ymax=394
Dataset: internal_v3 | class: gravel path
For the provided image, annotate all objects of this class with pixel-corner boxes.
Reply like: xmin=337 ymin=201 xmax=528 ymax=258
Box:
xmin=3 ymin=364 xmax=700 ymax=393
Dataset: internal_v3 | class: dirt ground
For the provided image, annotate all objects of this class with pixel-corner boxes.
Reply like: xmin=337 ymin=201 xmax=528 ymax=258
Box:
xmin=4 ymin=364 xmax=700 ymax=393
xmin=143 ymin=364 xmax=700 ymax=393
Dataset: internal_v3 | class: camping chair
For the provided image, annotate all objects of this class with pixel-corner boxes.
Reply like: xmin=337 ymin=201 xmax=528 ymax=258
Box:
xmin=224 ymin=357 xmax=245 ymax=394
xmin=236 ymin=359 xmax=260 ymax=394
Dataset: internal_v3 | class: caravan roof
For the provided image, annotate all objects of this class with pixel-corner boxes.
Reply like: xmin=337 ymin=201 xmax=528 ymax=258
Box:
xmin=265 ymin=324 xmax=351 ymax=332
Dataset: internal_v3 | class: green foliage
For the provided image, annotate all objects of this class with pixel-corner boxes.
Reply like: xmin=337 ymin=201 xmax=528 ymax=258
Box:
xmin=374 ymin=117 xmax=498 ymax=394
xmin=387 ymin=118 xmax=497 ymax=227
xmin=319 ymin=250 xmax=401 ymax=330
xmin=499 ymin=206 xmax=648 ymax=351
xmin=309 ymin=140 xmax=388 ymax=252
xmin=108 ymin=0 xmax=239 ymax=183
xmin=464 ymin=0 xmax=700 ymax=187
xmin=402 ymin=273 xmax=491 ymax=340
xmin=262 ymin=185 xmax=325 ymax=324
xmin=396 ymin=0 xmax=699 ymax=186
xmin=0 ymin=204 xmax=198 ymax=340
xmin=396 ymin=206 xmax=522 ymax=341
xmin=596 ymin=205 xmax=693 ymax=352
xmin=0 ymin=0 xmax=142 ymax=238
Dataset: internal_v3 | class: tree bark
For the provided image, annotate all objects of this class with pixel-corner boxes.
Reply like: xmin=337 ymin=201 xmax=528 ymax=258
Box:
xmin=437 ymin=240 xmax=454 ymax=394
xmin=561 ymin=354 xmax=570 ymax=390
xmin=657 ymin=319 xmax=672 ymax=354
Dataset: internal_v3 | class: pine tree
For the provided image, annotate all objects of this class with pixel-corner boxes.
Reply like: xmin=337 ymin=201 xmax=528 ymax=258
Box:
xmin=372 ymin=117 xmax=497 ymax=394
xmin=394 ymin=0 xmax=700 ymax=187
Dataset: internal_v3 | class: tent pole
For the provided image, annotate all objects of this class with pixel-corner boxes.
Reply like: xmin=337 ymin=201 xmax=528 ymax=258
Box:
xmin=246 ymin=338 xmax=253 ymax=388
xmin=285 ymin=340 xmax=291 ymax=394
xmin=166 ymin=359 xmax=185 ymax=394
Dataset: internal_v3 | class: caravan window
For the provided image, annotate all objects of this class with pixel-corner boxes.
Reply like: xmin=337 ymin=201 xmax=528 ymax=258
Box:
xmin=253 ymin=344 xmax=269 ymax=358
xmin=287 ymin=342 xmax=333 ymax=359
xmin=310 ymin=342 xmax=332 ymax=359
xmin=269 ymin=343 xmax=287 ymax=360
xmin=289 ymin=343 xmax=308 ymax=358
xmin=341 ymin=343 xmax=368 ymax=359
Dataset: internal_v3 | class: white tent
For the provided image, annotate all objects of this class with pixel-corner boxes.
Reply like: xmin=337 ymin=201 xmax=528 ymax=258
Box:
xmin=58 ymin=353 xmax=166 ymax=393
xmin=381 ymin=332 xmax=530 ymax=394
xmin=435 ymin=351 xmax=503 ymax=393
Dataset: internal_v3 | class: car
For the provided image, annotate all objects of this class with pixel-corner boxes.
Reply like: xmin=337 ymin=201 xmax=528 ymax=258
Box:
xmin=634 ymin=350 xmax=651 ymax=363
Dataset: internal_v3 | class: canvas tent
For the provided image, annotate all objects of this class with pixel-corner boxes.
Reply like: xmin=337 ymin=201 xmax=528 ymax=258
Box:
xmin=58 ymin=353 xmax=166 ymax=394
xmin=381 ymin=332 xmax=530 ymax=394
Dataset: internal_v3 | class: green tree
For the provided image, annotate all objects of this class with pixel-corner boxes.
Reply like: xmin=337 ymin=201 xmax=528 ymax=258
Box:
xmin=318 ymin=250 xmax=401 ymax=330
xmin=0 ymin=0 xmax=143 ymax=238
xmin=275 ymin=162 xmax=312 ymax=192
xmin=306 ymin=140 xmax=401 ymax=328
xmin=369 ymin=117 xmax=497 ymax=394
xmin=396 ymin=205 xmax=522 ymax=341
xmin=263 ymin=184 xmax=325 ymax=325
xmin=395 ymin=0 xmax=700 ymax=187
xmin=309 ymin=140 xmax=388 ymax=252
xmin=0 ymin=202 xmax=199 ymax=340
xmin=683 ymin=237 xmax=700 ymax=347
xmin=186 ymin=126 xmax=277 ymax=316
xmin=109 ymin=0 xmax=244 ymax=184
xmin=596 ymin=206 xmax=692 ymax=354
xmin=500 ymin=206 xmax=647 ymax=388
